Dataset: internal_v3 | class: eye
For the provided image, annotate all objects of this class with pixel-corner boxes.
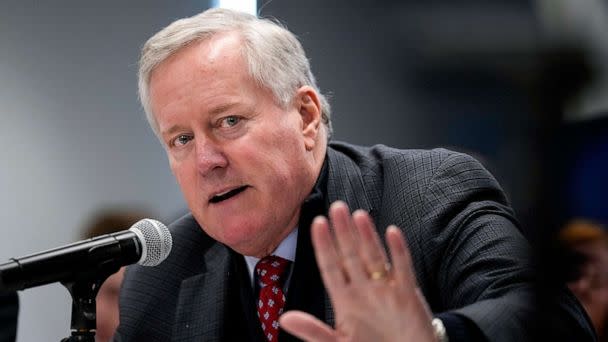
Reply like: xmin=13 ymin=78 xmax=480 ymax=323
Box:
xmin=171 ymin=134 xmax=193 ymax=147
xmin=219 ymin=116 xmax=241 ymax=128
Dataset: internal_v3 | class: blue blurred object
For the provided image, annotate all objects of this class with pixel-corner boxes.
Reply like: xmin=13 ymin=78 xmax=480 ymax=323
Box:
xmin=562 ymin=116 xmax=608 ymax=226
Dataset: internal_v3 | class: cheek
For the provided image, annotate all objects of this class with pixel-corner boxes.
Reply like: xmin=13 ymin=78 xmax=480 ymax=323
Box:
xmin=258 ymin=141 xmax=310 ymax=201
xmin=254 ymin=144 xmax=304 ymax=185
xmin=171 ymin=160 xmax=201 ymax=202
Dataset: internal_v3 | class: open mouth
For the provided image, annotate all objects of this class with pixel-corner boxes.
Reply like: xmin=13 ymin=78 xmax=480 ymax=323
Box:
xmin=209 ymin=186 xmax=248 ymax=204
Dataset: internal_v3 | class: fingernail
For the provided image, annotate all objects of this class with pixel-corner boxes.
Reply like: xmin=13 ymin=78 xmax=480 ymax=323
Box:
xmin=330 ymin=201 xmax=345 ymax=211
xmin=352 ymin=209 xmax=368 ymax=216
xmin=313 ymin=216 xmax=326 ymax=224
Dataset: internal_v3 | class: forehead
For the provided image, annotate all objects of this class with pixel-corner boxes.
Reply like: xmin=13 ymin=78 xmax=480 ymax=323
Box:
xmin=148 ymin=32 xmax=256 ymax=125
xmin=201 ymin=31 xmax=244 ymax=64
xmin=151 ymin=31 xmax=246 ymax=85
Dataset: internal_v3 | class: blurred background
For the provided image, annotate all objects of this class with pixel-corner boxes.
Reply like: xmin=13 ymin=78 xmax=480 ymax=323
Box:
xmin=0 ymin=0 xmax=606 ymax=340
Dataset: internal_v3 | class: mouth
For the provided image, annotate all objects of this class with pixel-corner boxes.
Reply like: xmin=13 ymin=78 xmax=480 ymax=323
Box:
xmin=209 ymin=185 xmax=249 ymax=204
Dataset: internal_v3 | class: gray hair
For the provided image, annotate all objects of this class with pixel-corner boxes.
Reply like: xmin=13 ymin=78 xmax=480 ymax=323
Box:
xmin=138 ymin=8 xmax=332 ymax=137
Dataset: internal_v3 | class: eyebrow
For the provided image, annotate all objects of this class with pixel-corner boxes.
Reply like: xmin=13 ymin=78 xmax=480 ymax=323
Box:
xmin=209 ymin=102 xmax=239 ymax=116
xmin=160 ymin=125 xmax=186 ymax=139
xmin=159 ymin=102 xmax=242 ymax=138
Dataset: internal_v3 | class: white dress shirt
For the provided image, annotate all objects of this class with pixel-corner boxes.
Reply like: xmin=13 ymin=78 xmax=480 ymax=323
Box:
xmin=244 ymin=228 xmax=298 ymax=291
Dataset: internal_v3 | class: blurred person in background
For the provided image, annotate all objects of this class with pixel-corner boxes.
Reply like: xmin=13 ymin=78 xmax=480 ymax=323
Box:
xmin=81 ymin=209 xmax=151 ymax=342
xmin=559 ymin=220 xmax=608 ymax=341
xmin=0 ymin=291 xmax=18 ymax=342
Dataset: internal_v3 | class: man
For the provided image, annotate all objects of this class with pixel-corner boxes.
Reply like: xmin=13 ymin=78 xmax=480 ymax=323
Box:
xmin=115 ymin=8 xmax=593 ymax=341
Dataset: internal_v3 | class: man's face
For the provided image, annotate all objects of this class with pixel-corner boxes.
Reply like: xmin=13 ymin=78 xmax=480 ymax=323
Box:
xmin=149 ymin=33 xmax=322 ymax=257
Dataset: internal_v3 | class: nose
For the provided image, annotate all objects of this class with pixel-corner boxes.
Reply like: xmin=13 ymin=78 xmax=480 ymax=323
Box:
xmin=195 ymin=137 xmax=228 ymax=176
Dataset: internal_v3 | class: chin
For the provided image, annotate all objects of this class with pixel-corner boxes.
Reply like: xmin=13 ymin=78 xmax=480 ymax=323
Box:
xmin=198 ymin=208 xmax=289 ymax=256
xmin=209 ymin=218 xmax=266 ymax=252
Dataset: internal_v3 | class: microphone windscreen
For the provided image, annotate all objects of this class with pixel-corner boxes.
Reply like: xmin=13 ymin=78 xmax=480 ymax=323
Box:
xmin=129 ymin=219 xmax=172 ymax=266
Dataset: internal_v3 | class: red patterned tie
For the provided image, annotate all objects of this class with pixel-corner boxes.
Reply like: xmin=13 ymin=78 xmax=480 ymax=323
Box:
xmin=255 ymin=255 xmax=291 ymax=342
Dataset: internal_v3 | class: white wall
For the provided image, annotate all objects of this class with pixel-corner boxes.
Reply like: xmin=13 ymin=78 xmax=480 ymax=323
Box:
xmin=0 ymin=2 xmax=210 ymax=340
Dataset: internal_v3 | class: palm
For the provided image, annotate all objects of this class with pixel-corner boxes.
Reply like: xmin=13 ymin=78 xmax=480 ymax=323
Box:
xmin=280 ymin=202 xmax=436 ymax=342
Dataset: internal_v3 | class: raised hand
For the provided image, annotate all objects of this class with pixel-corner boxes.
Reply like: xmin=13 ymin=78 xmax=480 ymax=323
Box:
xmin=280 ymin=201 xmax=437 ymax=342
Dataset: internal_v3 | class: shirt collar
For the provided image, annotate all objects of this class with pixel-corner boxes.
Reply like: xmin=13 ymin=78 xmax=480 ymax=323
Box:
xmin=244 ymin=227 xmax=298 ymax=286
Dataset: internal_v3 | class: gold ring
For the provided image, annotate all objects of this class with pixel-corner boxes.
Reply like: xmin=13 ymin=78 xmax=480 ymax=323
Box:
xmin=369 ymin=263 xmax=391 ymax=280
xmin=370 ymin=270 xmax=387 ymax=280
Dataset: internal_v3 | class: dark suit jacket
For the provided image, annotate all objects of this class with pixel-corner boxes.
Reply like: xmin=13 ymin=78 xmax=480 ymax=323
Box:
xmin=115 ymin=142 xmax=594 ymax=341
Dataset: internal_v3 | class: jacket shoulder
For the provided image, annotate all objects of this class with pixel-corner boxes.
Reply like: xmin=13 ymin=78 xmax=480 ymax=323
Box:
xmin=328 ymin=140 xmax=468 ymax=184
xmin=116 ymin=214 xmax=214 ymax=340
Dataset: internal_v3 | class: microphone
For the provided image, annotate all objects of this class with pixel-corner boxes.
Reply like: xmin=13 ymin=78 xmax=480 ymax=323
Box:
xmin=0 ymin=218 xmax=172 ymax=291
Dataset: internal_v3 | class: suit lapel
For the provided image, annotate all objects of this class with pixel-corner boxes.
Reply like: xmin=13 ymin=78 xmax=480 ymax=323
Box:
xmin=281 ymin=146 xmax=375 ymax=337
xmin=172 ymin=242 xmax=232 ymax=341
xmin=326 ymin=147 xmax=373 ymax=214
xmin=320 ymin=146 xmax=378 ymax=328
xmin=233 ymin=252 xmax=267 ymax=342
xmin=280 ymin=160 xmax=338 ymax=341
xmin=282 ymin=225 xmax=330 ymax=340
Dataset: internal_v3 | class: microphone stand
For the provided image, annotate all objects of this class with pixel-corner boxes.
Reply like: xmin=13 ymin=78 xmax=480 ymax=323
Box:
xmin=60 ymin=266 xmax=119 ymax=342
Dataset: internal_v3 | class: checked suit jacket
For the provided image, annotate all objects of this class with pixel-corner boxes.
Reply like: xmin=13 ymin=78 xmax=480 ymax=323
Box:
xmin=115 ymin=141 xmax=594 ymax=342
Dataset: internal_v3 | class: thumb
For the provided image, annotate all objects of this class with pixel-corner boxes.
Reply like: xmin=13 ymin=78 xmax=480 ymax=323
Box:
xmin=279 ymin=311 xmax=337 ymax=342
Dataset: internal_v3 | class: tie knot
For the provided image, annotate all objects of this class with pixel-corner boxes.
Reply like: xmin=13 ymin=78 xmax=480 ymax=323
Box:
xmin=255 ymin=255 xmax=291 ymax=287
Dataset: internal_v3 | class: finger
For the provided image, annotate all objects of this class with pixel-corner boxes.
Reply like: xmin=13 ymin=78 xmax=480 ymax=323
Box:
xmin=386 ymin=226 xmax=417 ymax=291
xmin=352 ymin=210 xmax=389 ymax=279
xmin=280 ymin=311 xmax=337 ymax=342
xmin=329 ymin=201 xmax=367 ymax=282
xmin=311 ymin=215 xmax=347 ymax=299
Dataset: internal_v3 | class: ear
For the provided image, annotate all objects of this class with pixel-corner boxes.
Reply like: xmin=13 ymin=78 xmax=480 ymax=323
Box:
xmin=295 ymin=86 xmax=322 ymax=151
